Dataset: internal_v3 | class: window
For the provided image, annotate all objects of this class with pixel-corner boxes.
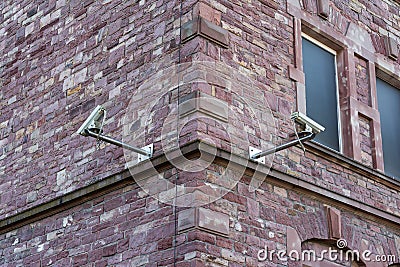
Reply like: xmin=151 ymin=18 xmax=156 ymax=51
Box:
xmin=376 ymin=78 xmax=400 ymax=179
xmin=302 ymin=34 xmax=341 ymax=151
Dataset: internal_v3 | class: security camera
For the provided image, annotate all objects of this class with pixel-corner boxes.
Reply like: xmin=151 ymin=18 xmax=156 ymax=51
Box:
xmin=249 ymin=112 xmax=324 ymax=162
xmin=290 ymin=111 xmax=325 ymax=134
xmin=76 ymin=105 xmax=106 ymax=136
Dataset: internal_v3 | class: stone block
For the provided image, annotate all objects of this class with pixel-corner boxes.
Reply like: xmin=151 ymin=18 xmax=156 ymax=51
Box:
xmin=288 ymin=66 xmax=305 ymax=83
xmin=198 ymin=208 xmax=229 ymax=236
xmin=39 ymin=13 xmax=51 ymax=28
xmin=179 ymin=91 xmax=228 ymax=122
xmin=24 ymin=22 xmax=35 ymax=37
xmin=346 ymin=22 xmax=375 ymax=53
xmin=325 ymin=206 xmax=341 ymax=239
xmin=199 ymin=18 xmax=228 ymax=48
xmin=385 ymin=36 xmax=399 ymax=60
xmin=182 ymin=17 xmax=228 ymax=48
xmin=194 ymin=2 xmax=221 ymax=25
xmin=286 ymin=227 xmax=301 ymax=260
xmin=67 ymin=84 xmax=82 ymax=96
xmin=178 ymin=208 xmax=229 ymax=236
xmin=317 ymin=0 xmax=329 ymax=19
xmin=178 ymin=208 xmax=197 ymax=232
xmin=27 ymin=7 xmax=37 ymax=17
xmin=74 ymin=67 xmax=87 ymax=84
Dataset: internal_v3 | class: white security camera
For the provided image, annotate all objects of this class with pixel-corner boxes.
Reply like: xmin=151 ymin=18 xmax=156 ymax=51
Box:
xmin=76 ymin=105 xmax=106 ymax=136
xmin=290 ymin=111 xmax=325 ymax=134
xmin=249 ymin=111 xmax=325 ymax=162
xmin=76 ymin=105 xmax=153 ymax=161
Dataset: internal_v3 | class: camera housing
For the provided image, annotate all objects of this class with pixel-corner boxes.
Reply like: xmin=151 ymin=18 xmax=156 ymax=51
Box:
xmin=76 ymin=105 xmax=106 ymax=136
xmin=290 ymin=111 xmax=325 ymax=134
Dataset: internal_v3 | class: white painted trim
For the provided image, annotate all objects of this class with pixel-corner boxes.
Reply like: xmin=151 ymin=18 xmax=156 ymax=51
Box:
xmin=301 ymin=32 xmax=343 ymax=153
xmin=301 ymin=32 xmax=337 ymax=55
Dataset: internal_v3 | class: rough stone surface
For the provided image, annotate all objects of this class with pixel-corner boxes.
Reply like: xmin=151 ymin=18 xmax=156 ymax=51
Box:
xmin=355 ymin=55 xmax=371 ymax=106
xmin=0 ymin=0 xmax=187 ymax=219
xmin=0 ymin=175 xmax=399 ymax=266
xmin=359 ymin=115 xmax=373 ymax=168
xmin=1 ymin=0 xmax=400 ymax=266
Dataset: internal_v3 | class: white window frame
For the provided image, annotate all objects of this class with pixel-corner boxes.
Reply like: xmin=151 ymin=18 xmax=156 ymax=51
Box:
xmin=376 ymin=76 xmax=400 ymax=179
xmin=301 ymin=33 xmax=343 ymax=153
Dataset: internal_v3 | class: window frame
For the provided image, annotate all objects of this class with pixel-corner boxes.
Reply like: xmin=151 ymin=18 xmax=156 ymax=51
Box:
xmin=301 ymin=33 xmax=343 ymax=153
xmin=290 ymin=12 xmax=400 ymax=182
xmin=375 ymin=75 xmax=400 ymax=179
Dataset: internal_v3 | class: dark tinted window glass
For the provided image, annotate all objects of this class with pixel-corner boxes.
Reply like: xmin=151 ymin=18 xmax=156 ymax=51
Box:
xmin=302 ymin=37 xmax=340 ymax=151
xmin=376 ymin=78 xmax=400 ymax=179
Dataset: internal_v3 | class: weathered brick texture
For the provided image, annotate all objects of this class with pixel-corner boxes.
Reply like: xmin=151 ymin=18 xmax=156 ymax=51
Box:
xmin=0 ymin=0 xmax=194 ymax=218
xmin=1 ymin=0 xmax=400 ymax=265
xmin=359 ymin=115 xmax=373 ymax=168
xmin=2 ymin=171 xmax=399 ymax=266
xmin=355 ymin=55 xmax=371 ymax=106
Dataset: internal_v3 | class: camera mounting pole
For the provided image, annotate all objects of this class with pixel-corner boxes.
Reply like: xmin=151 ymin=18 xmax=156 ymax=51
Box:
xmin=249 ymin=112 xmax=324 ymax=164
xmin=77 ymin=105 xmax=153 ymax=162
xmin=84 ymin=129 xmax=153 ymax=157
xmin=249 ymin=131 xmax=315 ymax=160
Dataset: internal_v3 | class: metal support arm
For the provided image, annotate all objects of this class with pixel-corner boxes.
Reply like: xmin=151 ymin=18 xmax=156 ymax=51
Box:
xmin=85 ymin=129 xmax=152 ymax=157
xmin=250 ymin=131 xmax=315 ymax=160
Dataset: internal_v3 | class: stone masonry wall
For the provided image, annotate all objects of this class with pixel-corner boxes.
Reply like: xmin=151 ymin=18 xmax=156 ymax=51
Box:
xmin=0 ymin=0 xmax=193 ymax=218
xmin=1 ymin=169 xmax=400 ymax=266
xmin=1 ymin=0 xmax=400 ymax=266
xmin=2 ymin=0 xmax=399 ymax=219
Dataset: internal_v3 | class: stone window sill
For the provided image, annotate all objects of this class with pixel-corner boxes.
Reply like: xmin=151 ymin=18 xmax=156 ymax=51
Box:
xmin=306 ymin=141 xmax=400 ymax=190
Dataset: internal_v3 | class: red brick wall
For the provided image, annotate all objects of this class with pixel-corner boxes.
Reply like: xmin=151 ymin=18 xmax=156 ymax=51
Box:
xmin=355 ymin=55 xmax=371 ymax=106
xmin=0 ymin=0 xmax=191 ymax=218
xmin=1 ymin=171 xmax=400 ymax=266
xmin=0 ymin=184 xmax=178 ymax=266
xmin=1 ymin=0 xmax=400 ymax=265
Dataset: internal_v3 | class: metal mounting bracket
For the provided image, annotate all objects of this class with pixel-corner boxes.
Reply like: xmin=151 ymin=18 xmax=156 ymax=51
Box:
xmin=84 ymin=129 xmax=153 ymax=161
xmin=249 ymin=147 xmax=265 ymax=164
xmin=249 ymin=131 xmax=315 ymax=164
xmin=77 ymin=105 xmax=154 ymax=162
xmin=138 ymin=144 xmax=154 ymax=163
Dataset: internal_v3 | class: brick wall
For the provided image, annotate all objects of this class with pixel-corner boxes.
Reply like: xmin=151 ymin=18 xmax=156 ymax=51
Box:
xmin=2 ymin=169 xmax=400 ymax=266
xmin=1 ymin=0 xmax=400 ymax=266
xmin=0 ymin=0 xmax=190 ymax=218
xmin=0 ymin=184 xmax=178 ymax=266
